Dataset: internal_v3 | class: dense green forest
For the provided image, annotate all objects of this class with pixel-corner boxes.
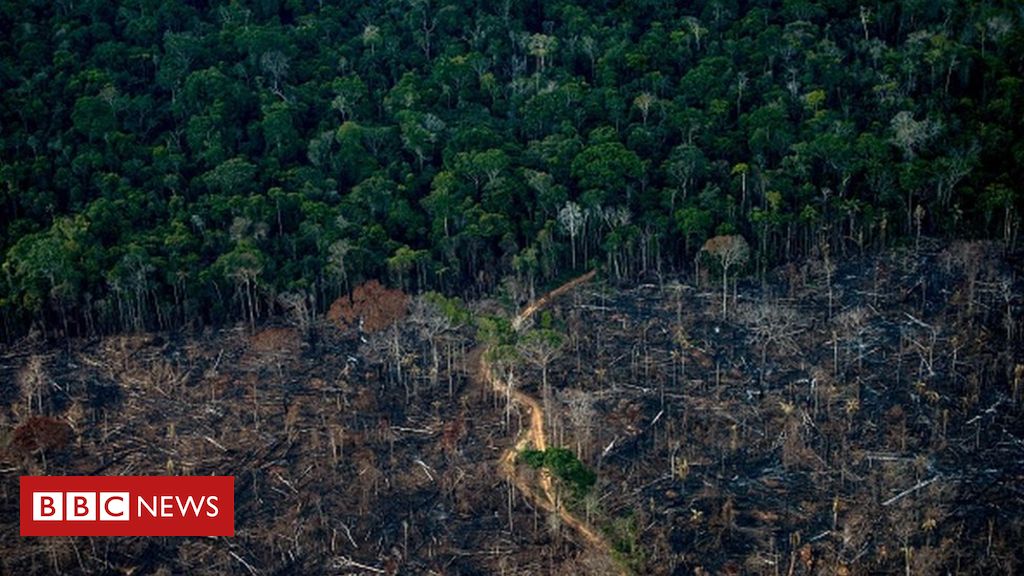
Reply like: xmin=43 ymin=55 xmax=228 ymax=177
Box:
xmin=1 ymin=0 xmax=1021 ymax=338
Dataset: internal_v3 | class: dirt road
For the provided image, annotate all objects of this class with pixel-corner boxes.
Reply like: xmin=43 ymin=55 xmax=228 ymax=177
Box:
xmin=477 ymin=270 xmax=624 ymax=572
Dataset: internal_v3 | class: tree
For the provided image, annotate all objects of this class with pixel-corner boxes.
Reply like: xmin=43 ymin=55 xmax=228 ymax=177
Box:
xmin=700 ymin=235 xmax=750 ymax=316
xmin=325 ymin=239 xmax=353 ymax=296
xmin=571 ymin=141 xmax=644 ymax=202
xmin=981 ymin=184 xmax=1017 ymax=248
xmin=396 ymin=110 xmax=445 ymax=169
xmin=735 ymin=72 xmax=748 ymax=116
xmin=408 ymin=293 xmax=458 ymax=393
xmin=1 ymin=0 xmax=1021 ymax=347
xmin=519 ymin=328 xmax=565 ymax=437
xmin=737 ymin=301 xmax=802 ymax=386
xmin=71 ymin=95 xmax=115 ymax=141
xmin=675 ymin=205 xmax=713 ymax=257
xmin=453 ymin=149 xmax=509 ymax=192
xmin=934 ymin=146 xmax=978 ymax=211
xmin=361 ymin=24 xmax=382 ymax=55
xmin=387 ymin=245 xmax=429 ymax=291
xmin=833 ymin=306 xmax=876 ymax=375
xmin=16 ymin=355 xmax=47 ymax=417
xmin=260 ymin=101 xmax=299 ymax=160
xmin=520 ymin=446 xmax=596 ymax=500
xmin=528 ymin=34 xmax=558 ymax=74
xmin=277 ymin=290 xmax=314 ymax=339
xmin=890 ymin=111 xmax=940 ymax=160
xmin=479 ymin=315 xmax=519 ymax=430
xmin=563 ymin=389 xmax=595 ymax=461
xmin=259 ymin=50 xmax=290 ymax=96
xmin=681 ymin=16 xmax=708 ymax=51
xmin=731 ymin=163 xmax=750 ymax=209
xmin=558 ymin=201 xmax=585 ymax=269
xmin=201 ymin=157 xmax=257 ymax=195
xmin=107 ymin=246 xmax=155 ymax=332
xmin=663 ymin=144 xmax=707 ymax=209
xmin=634 ymin=92 xmax=656 ymax=125
xmin=327 ymin=280 xmax=409 ymax=335
xmin=523 ymin=169 xmax=567 ymax=222
xmin=330 ymin=76 xmax=368 ymax=122
xmin=3 ymin=216 xmax=90 ymax=336
xmin=215 ymin=242 xmax=265 ymax=332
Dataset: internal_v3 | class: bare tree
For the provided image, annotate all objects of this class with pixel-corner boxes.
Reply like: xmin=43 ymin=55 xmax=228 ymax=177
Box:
xmin=527 ymin=33 xmax=557 ymax=74
xmin=519 ymin=328 xmax=565 ymax=437
xmin=326 ymin=239 xmax=352 ymax=296
xmin=17 ymin=355 xmax=48 ymax=418
xmin=558 ymin=201 xmax=585 ymax=269
xmin=681 ymin=16 xmax=706 ymax=51
xmin=563 ymin=388 xmax=595 ymax=461
xmin=407 ymin=0 xmax=451 ymax=60
xmin=1001 ymin=275 xmax=1017 ymax=348
xmin=634 ymin=92 xmax=655 ymax=125
xmin=890 ymin=111 xmax=940 ymax=160
xmin=735 ymin=72 xmax=748 ymax=116
xmin=940 ymin=240 xmax=999 ymax=323
xmin=833 ymin=306 xmax=875 ymax=375
xmin=738 ymin=301 xmax=802 ymax=386
xmin=700 ymin=235 xmax=751 ymax=316
xmin=260 ymin=50 xmax=290 ymax=99
xmin=278 ymin=290 xmax=314 ymax=339
xmin=935 ymin=145 xmax=978 ymax=209
xmin=408 ymin=295 xmax=452 ymax=390
xmin=859 ymin=5 xmax=872 ymax=40
xmin=488 ymin=343 xmax=520 ymax=431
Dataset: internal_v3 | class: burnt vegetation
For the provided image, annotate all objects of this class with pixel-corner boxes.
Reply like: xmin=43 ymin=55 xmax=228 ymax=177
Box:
xmin=526 ymin=241 xmax=1024 ymax=574
xmin=1 ymin=242 xmax=1021 ymax=575
xmin=0 ymin=284 xmax=616 ymax=574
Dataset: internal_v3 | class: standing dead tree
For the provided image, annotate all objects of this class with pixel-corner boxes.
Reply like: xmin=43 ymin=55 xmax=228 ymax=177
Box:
xmin=833 ymin=306 xmax=878 ymax=376
xmin=562 ymin=388 xmax=596 ymax=461
xmin=488 ymin=343 xmax=520 ymax=431
xmin=700 ymin=235 xmax=751 ymax=317
xmin=408 ymin=294 xmax=457 ymax=395
xmin=519 ymin=328 xmax=565 ymax=439
xmin=16 ymin=355 xmax=49 ymax=418
xmin=939 ymin=241 xmax=999 ymax=325
xmin=277 ymin=290 xmax=315 ymax=340
xmin=737 ymin=301 xmax=802 ymax=387
xmin=328 ymin=280 xmax=409 ymax=335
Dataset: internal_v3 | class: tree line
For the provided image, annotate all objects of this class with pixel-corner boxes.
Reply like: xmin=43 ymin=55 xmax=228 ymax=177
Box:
xmin=1 ymin=0 xmax=1021 ymax=339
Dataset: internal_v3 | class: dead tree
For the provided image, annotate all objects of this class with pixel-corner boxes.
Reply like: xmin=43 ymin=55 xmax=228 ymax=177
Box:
xmin=940 ymin=241 xmax=999 ymax=324
xmin=700 ymin=235 xmax=751 ymax=317
xmin=519 ymin=328 xmax=564 ymax=437
xmin=833 ymin=306 xmax=875 ymax=375
xmin=488 ymin=343 xmax=520 ymax=431
xmin=562 ymin=388 xmax=595 ymax=461
xmin=408 ymin=295 xmax=452 ymax=390
xmin=328 ymin=280 xmax=409 ymax=334
xmin=17 ymin=355 xmax=48 ymax=418
xmin=737 ymin=301 xmax=802 ymax=387
xmin=277 ymin=290 xmax=314 ymax=340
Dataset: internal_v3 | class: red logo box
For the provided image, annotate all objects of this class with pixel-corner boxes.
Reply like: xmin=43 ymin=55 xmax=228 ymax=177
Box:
xmin=20 ymin=476 xmax=234 ymax=536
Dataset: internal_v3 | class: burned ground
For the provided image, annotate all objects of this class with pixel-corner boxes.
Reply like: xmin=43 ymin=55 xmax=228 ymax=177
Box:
xmin=1 ymin=242 xmax=1023 ymax=575
xmin=518 ymin=241 xmax=1024 ymax=574
xmin=0 ymin=303 xmax=600 ymax=574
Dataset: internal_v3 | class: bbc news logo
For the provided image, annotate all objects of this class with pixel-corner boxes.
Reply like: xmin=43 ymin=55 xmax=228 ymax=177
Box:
xmin=33 ymin=491 xmax=132 ymax=521
xmin=21 ymin=476 xmax=234 ymax=536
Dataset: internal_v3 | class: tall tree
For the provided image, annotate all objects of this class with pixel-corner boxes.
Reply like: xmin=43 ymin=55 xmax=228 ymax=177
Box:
xmin=700 ymin=235 xmax=750 ymax=316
